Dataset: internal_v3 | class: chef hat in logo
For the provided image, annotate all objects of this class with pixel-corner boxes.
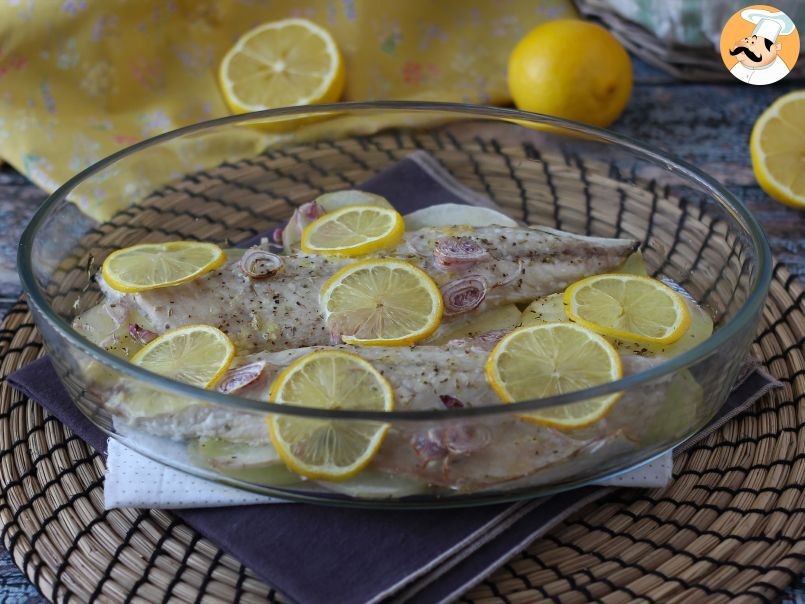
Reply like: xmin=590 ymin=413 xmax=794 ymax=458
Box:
xmin=741 ymin=8 xmax=796 ymax=42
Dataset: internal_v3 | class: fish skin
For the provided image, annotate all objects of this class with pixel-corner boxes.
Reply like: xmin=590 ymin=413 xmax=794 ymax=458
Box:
xmin=98 ymin=226 xmax=638 ymax=352
xmin=399 ymin=226 xmax=639 ymax=309
xmin=98 ymin=251 xmax=341 ymax=353
xmin=110 ymin=340 xmax=669 ymax=491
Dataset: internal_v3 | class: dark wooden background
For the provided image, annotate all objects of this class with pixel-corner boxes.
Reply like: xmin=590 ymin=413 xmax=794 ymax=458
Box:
xmin=0 ymin=58 xmax=802 ymax=601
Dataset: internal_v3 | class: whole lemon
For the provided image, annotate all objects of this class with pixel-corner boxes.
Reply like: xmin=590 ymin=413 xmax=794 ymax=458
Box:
xmin=508 ymin=20 xmax=633 ymax=128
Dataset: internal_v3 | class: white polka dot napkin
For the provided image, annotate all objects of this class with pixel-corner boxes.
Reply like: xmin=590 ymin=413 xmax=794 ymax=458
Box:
xmin=103 ymin=439 xmax=671 ymax=509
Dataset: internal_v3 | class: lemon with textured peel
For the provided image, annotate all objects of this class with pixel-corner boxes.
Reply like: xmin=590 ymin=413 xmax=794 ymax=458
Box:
xmin=508 ymin=20 xmax=632 ymax=128
xmin=750 ymin=91 xmax=805 ymax=209
xmin=131 ymin=325 xmax=235 ymax=388
xmin=267 ymin=350 xmax=394 ymax=480
xmin=219 ymin=18 xmax=345 ymax=115
xmin=564 ymin=274 xmax=690 ymax=345
xmin=101 ymin=242 xmax=226 ymax=293
xmin=485 ymin=323 xmax=622 ymax=429
xmin=301 ymin=205 xmax=405 ymax=256
xmin=320 ymin=259 xmax=443 ymax=346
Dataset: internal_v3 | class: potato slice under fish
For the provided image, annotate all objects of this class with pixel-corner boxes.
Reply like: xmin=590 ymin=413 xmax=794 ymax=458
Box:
xmin=404 ymin=203 xmax=518 ymax=230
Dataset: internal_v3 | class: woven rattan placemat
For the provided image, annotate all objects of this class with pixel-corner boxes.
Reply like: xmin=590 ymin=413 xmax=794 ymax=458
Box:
xmin=0 ymin=133 xmax=803 ymax=602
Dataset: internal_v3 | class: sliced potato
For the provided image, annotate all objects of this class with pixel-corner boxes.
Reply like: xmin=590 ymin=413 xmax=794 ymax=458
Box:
xmin=189 ymin=438 xmax=302 ymax=486
xmin=73 ymin=303 xmax=157 ymax=359
xmin=316 ymin=190 xmax=392 ymax=213
xmin=73 ymin=303 xmax=128 ymax=349
xmin=520 ymin=293 xmax=565 ymax=326
xmin=643 ymin=369 xmax=703 ymax=445
xmin=404 ymin=203 xmax=518 ymax=231
xmin=318 ymin=470 xmax=428 ymax=498
xmin=116 ymin=391 xmax=198 ymax=418
xmin=617 ymin=250 xmax=648 ymax=276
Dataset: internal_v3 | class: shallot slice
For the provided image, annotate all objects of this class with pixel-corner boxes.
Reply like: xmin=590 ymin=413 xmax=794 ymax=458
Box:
xmin=282 ymin=201 xmax=325 ymax=252
xmin=411 ymin=423 xmax=492 ymax=462
xmin=440 ymin=276 xmax=487 ymax=316
xmin=216 ymin=361 xmax=266 ymax=394
xmin=433 ymin=237 xmax=489 ymax=271
xmin=443 ymin=423 xmax=492 ymax=456
xmin=411 ymin=429 xmax=447 ymax=460
xmin=238 ymin=249 xmax=284 ymax=279
xmin=448 ymin=329 xmax=511 ymax=351
xmin=439 ymin=394 xmax=465 ymax=409
xmin=128 ymin=323 xmax=158 ymax=345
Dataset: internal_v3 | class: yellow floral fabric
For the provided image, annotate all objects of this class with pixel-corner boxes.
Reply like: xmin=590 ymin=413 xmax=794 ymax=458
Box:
xmin=0 ymin=0 xmax=575 ymax=220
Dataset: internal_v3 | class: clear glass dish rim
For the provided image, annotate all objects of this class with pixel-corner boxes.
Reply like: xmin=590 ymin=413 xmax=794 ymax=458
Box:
xmin=17 ymin=101 xmax=773 ymax=422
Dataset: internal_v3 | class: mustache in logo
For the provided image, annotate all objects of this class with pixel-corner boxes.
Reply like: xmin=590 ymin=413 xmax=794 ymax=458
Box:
xmin=730 ymin=46 xmax=763 ymax=62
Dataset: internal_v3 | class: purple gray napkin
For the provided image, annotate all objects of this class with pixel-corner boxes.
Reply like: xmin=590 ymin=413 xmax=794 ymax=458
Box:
xmin=8 ymin=151 xmax=781 ymax=603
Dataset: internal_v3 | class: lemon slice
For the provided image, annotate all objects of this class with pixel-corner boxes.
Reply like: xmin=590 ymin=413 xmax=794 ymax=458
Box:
xmin=301 ymin=205 xmax=404 ymax=256
xmin=267 ymin=350 xmax=394 ymax=480
xmin=750 ymin=90 xmax=805 ymax=209
xmin=219 ymin=18 xmax=345 ymax=114
xmin=131 ymin=325 xmax=235 ymax=387
xmin=564 ymin=274 xmax=690 ymax=345
xmin=320 ymin=259 xmax=443 ymax=346
xmin=485 ymin=323 xmax=622 ymax=428
xmin=522 ymin=289 xmax=711 ymax=358
xmin=101 ymin=241 xmax=226 ymax=293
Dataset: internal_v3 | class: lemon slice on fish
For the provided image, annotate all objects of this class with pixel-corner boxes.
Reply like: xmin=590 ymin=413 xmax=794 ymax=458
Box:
xmin=301 ymin=205 xmax=405 ymax=256
xmin=564 ymin=274 xmax=690 ymax=345
xmin=320 ymin=259 xmax=443 ymax=346
xmin=485 ymin=323 xmax=622 ymax=429
xmin=267 ymin=350 xmax=394 ymax=480
xmin=101 ymin=241 xmax=226 ymax=293
xmin=131 ymin=325 xmax=235 ymax=387
xmin=522 ymin=290 xmax=711 ymax=358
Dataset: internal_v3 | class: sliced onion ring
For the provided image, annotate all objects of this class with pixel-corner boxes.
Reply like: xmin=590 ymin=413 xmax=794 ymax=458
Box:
xmin=439 ymin=394 xmax=465 ymax=409
xmin=216 ymin=361 xmax=266 ymax=394
xmin=449 ymin=328 xmax=510 ymax=351
xmin=444 ymin=423 xmax=492 ymax=456
xmin=440 ymin=275 xmax=487 ymax=316
xmin=238 ymin=249 xmax=284 ymax=279
xmin=433 ymin=237 xmax=489 ymax=271
xmin=128 ymin=323 xmax=158 ymax=345
xmin=410 ymin=423 xmax=492 ymax=461
xmin=283 ymin=201 xmax=325 ymax=252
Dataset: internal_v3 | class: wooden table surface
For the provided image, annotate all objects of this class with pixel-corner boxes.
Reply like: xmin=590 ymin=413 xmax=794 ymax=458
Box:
xmin=0 ymin=58 xmax=802 ymax=601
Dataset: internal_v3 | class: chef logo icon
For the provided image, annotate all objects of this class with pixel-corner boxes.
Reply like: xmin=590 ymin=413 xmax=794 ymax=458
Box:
xmin=720 ymin=5 xmax=799 ymax=85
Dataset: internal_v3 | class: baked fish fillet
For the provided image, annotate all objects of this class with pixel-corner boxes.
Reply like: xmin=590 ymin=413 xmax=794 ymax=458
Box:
xmin=98 ymin=226 xmax=638 ymax=352
xmin=108 ymin=339 xmax=668 ymax=491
